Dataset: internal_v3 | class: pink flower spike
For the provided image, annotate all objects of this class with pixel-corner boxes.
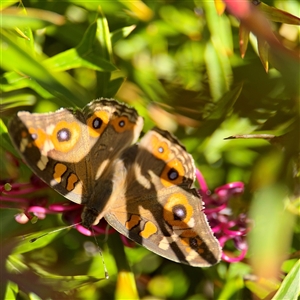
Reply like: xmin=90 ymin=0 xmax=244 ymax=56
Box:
xmin=223 ymin=228 xmax=245 ymax=237
xmin=195 ymin=169 xmax=208 ymax=193
xmin=76 ymin=224 xmax=93 ymax=236
xmin=218 ymin=235 xmax=248 ymax=263
xmin=221 ymin=246 xmax=248 ymax=263
xmin=34 ymin=212 xmax=46 ymax=220
xmin=204 ymin=203 xmax=227 ymax=214
xmin=49 ymin=203 xmax=81 ymax=212
xmin=215 ymin=182 xmax=244 ymax=194
xmin=27 ymin=206 xmax=49 ymax=214
xmin=15 ymin=213 xmax=30 ymax=224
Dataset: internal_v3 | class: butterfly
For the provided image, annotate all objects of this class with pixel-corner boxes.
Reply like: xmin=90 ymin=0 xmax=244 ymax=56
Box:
xmin=8 ymin=98 xmax=221 ymax=267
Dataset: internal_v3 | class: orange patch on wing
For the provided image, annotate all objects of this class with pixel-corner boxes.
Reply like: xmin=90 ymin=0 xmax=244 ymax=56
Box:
xmin=66 ymin=173 xmax=79 ymax=191
xmin=125 ymin=214 xmax=141 ymax=230
xmin=87 ymin=110 xmax=109 ymax=138
xmin=51 ymin=121 xmax=81 ymax=152
xmin=111 ymin=116 xmax=135 ymax=133
xmin=29 ymin=127 xmax=47 ymax=149
xmin=180 ymin=230 xmax=204 ymax=255
xmin=179 ymin=237 xmax=192 ymax=253
xmin=139 ymin=221 xmax=157 ymax=239
xmin=163 ymin=193 xmax=193 ymax=229
xmin=160 ymin=159 xmax=184 ymax=187
xmin=150 ymin=135 xmax=171 ymax=161
xmin=53 ymin=163 xmax=67 ymax=183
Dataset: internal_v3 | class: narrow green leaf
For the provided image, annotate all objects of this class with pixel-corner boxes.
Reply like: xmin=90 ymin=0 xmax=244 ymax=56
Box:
xmin=257 ymin=37 xmax=269 ymax=73
xmin=258 ymin=2 xmax=300 ymax=25
xmin=1 ymin=94 xmax=37 ymax=110
xmin=0 ymin=119 xmax=18 ymax=156
xmin=239 ymin=23 xmax=250 ymax=58
xmin=207 ymin=84 xmax=243 ymax=120
xmin=1 ymin=30 xmax=90 ymax=106
xmin=0 ymin=0 xmax=19 ymax=11
xmin=11 ymin=228 xmax=68 ymax=255
xmin=204 ymin=41 xmax=226 ymax=100
xmin=1 ymin=7 xmax=65 ymax=29
xmin=121 ymin=0 xmax=153 ymax=21
xmin=44 ymin=48 xmax=116 ymax=72
xmin=77 ymin=19 xmax=98 ymax=53
xmin=96 ymin=11 xmax=113 ymax=62
xmin=107 ymin=77 xmax=125 ymax=97
xmin=111 ymin=25 xmax=136 ymax=45
xmin=0 ymin=72 xmax=53 ymax=99
xmin=272 ymin=260 xmax=300 ymax=300
xmin=44 ymin=20 xmax=116 ymax=72
xmin=16 ymin=2 xmax=35 ymax=54
xmin=95 ymin=12 xmax=114 ymax=96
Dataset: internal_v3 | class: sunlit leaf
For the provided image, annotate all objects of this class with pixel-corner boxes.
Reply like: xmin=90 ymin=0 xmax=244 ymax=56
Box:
xmin=0 ymin=72 xmax=51 ymax=99
xmin=0 ymin=119 xmax=17 ymax=155
xmin=95 ymin=11 xmax=115 ymax=97
xmin=1 ymin=30 xmax=90 ymax=106
xmin=44 ymin=20 xmax=116 ymax=73
xmin=122 ymin=0 xmax=153 ymax=21
xmin=111 ymin=25 xmax=136 ymax=45
xmin=239 ymin=23 xmax=250 ymax=58
xmin=1 ymin=7 xmax=65 ymax=29
xmin=257 ymin=37 xmax=269 ymax=72
xmin=204 ymin=41 xmax=227 ymax=100
xmin=115 ymin=271 xmax=139 ymax=300
xmin=272 ymin=259 xmax=300 ymax=300
xmin=258 ymin=2 xmax=300 ymax=25
xmin=214 ymin=0 xmax=226 ymax=15
xmin=1 ymin=94 xmax=37 ymax=111
xmin=11 ymin=229 xmax=68 ymax=255
xmin=0 ymin=0 xmax=19 ymax=11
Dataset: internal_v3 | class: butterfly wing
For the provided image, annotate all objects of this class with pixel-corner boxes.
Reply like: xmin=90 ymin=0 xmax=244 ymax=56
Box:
xmin=8 ymin=99 xmax=143 ymax=205
xmin=105 ymin=127 xmax=221 ymax=267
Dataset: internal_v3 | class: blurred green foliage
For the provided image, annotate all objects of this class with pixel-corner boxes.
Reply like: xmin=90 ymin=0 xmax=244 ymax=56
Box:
xmin=0 ymin=0 xmax=299 ymax=299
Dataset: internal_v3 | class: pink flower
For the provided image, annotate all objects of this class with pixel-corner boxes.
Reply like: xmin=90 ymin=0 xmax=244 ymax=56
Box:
xmin=196 ymin=169 xmax=249 ymax=263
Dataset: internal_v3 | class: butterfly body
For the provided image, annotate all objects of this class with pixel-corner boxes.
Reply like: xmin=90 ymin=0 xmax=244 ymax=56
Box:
xmin=8 ymin=98 xmax=221 ymax=267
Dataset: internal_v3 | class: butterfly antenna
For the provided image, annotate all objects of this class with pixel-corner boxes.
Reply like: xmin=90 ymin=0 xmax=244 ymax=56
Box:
xmin=91 ymin=227 xmax=109 ymax=279
xmin=30 ymin=222 xmax=82 ymax=243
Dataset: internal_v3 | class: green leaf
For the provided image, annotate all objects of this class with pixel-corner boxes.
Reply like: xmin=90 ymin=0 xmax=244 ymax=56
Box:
xmin=1 ymin=30 xmax=90 ymax=107
xmin=272 ymin=259 xmax=300 ymax=300
xmin=257 ymin=37 xmax=269 ymax=73
xmin=1 ymin=7 xmax=65 ymax=29
xmin=107 ymin=77 xmax=125 ymax=97
xmin=111 ymin=25 xmax=136 ymax=45
xmin=44 ymin=48 xmax=116 ymax=73
xmin=0 ymin=0 xmax=19 ymax=11
xmin=258 ymin=2 xmax=300 ymax=25
xmin=44 ymin=20 xmax=116 ymax=73
xmin=95 ymin=12 xmax=114 ymax=96
xmin=0 ymin=72 xmax=53 ymax=98
xmin=11 ymin=228 xmax=69 ymax=255
xmin=208 ymin=84 xmax=243 ymax=120
xmin=0 ymin=119 xmax=17 ymax=156
xmin=204 ymin=41 xmax=226 ymax=101
xmin=239 ymin=23 xmax=250 ymax=58
xmin=1 ymin=94 xmax=37 ymax=111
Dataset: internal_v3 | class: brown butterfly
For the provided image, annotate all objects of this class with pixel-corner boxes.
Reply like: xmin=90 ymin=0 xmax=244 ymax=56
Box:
xmin=8 ymin=99 xmax=221 ymax=267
